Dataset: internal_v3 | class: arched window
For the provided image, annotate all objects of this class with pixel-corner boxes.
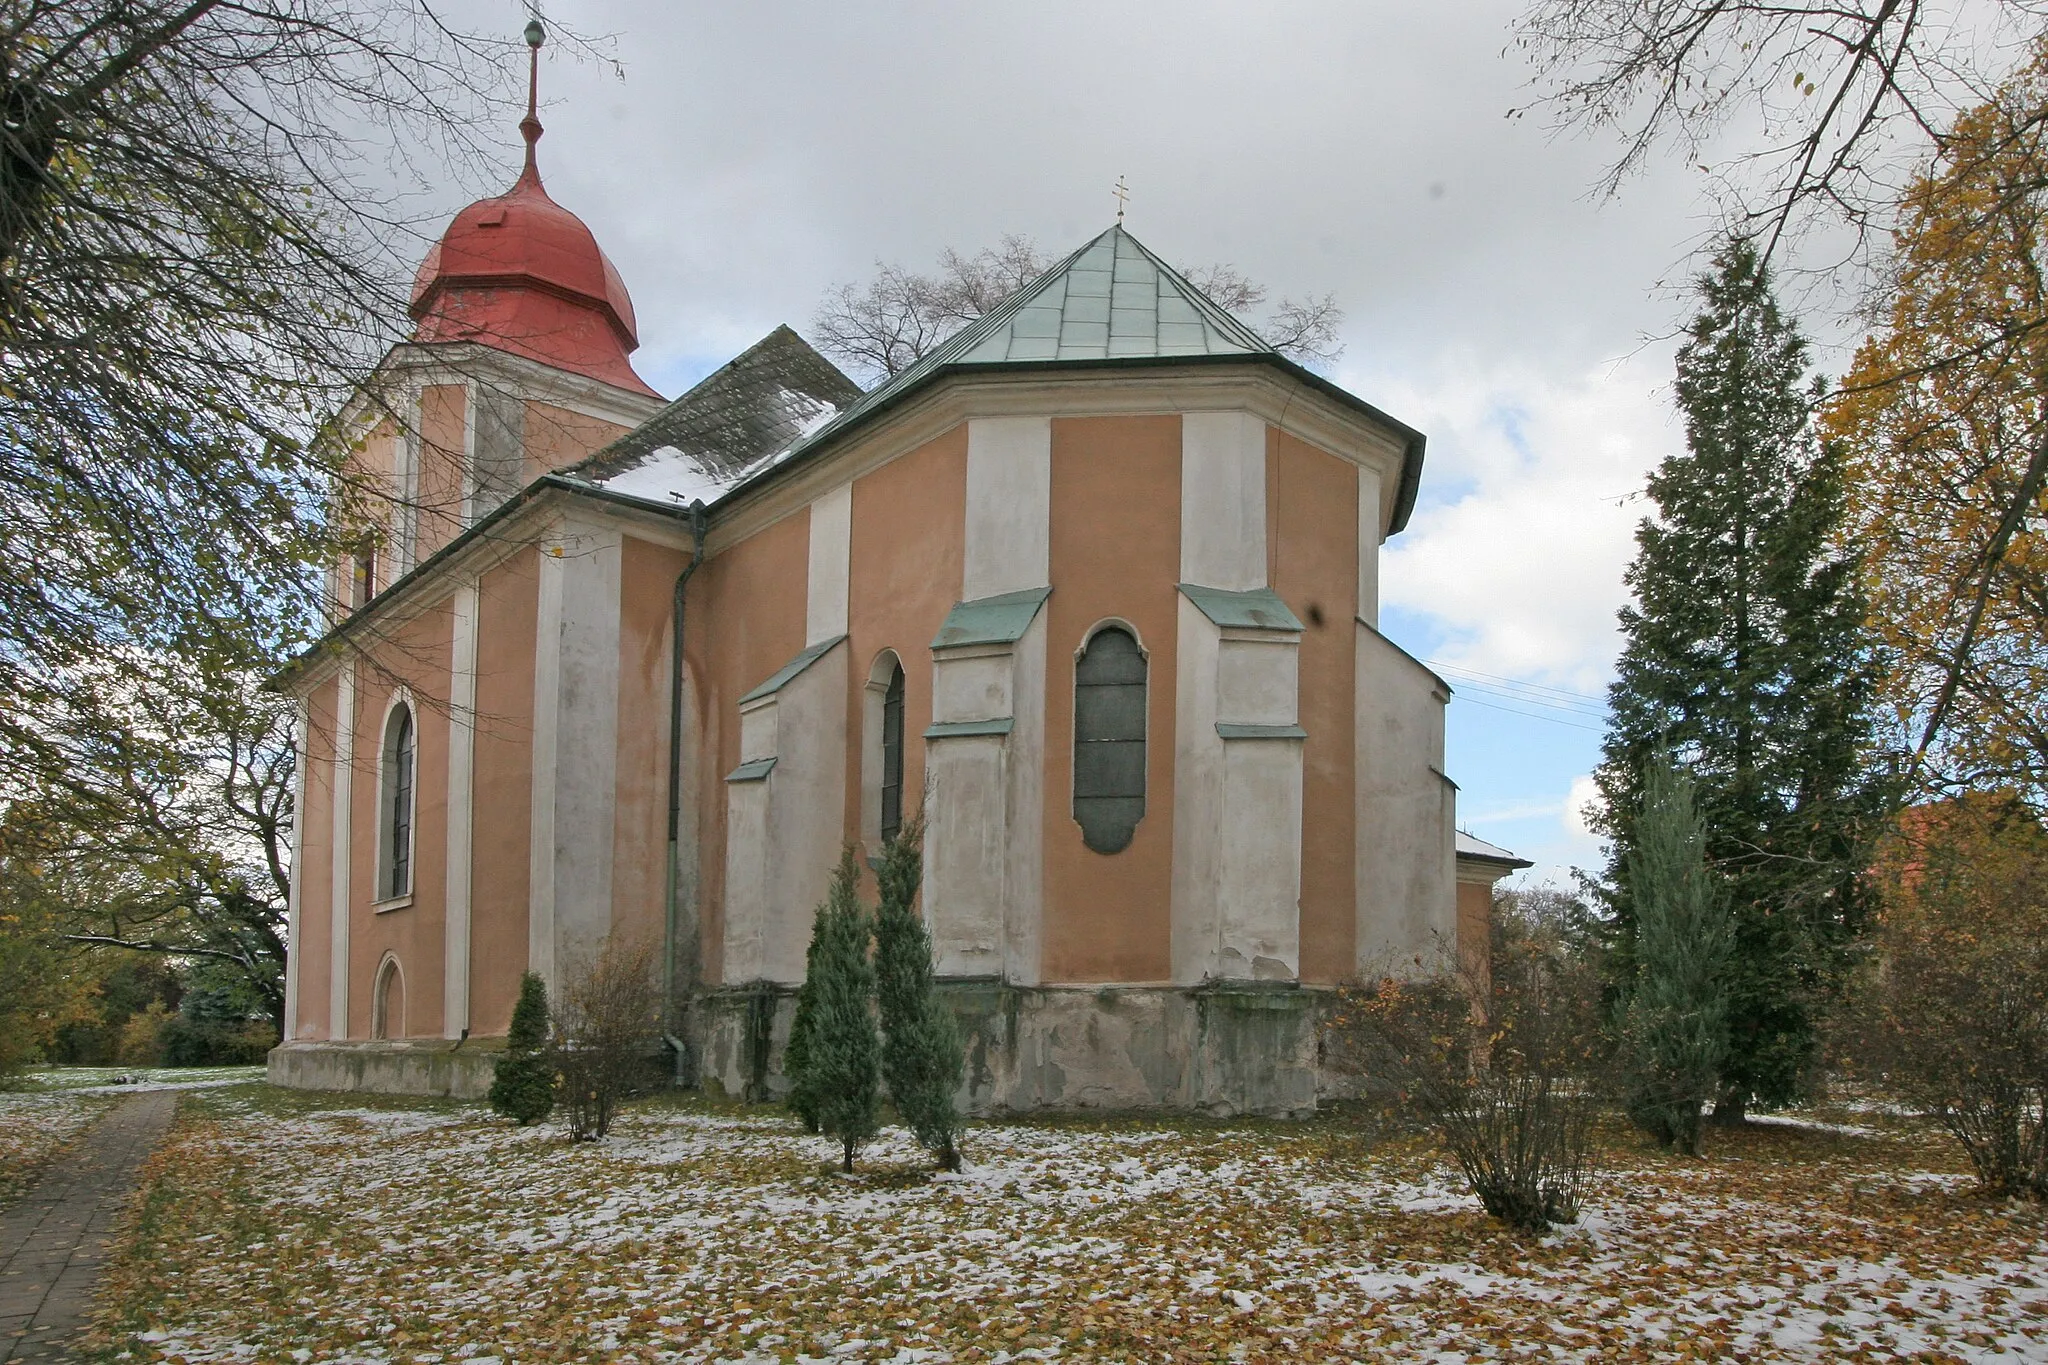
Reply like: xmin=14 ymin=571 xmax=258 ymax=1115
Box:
xmin=372 ymin=955 xmax=405 ymax=1040
xmin=879 ymin=659 xmax=906 ymax=845
xmin=380 ymin=701 xmax=416 ymax=901
xmin=1073 ymin=625 xmax=1147 ymax=854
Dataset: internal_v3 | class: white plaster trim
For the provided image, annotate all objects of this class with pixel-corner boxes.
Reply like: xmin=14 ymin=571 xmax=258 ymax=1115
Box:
xmin=1076 ymin=616 xmax=1150 ymax=660
xmin=527 ymin=519 xmax=623 ymax=989
xmin=861 ymin=649 xmax=904 ymax=851
xmin=281 ymin=701 xmax=308 ymax=1043
xmin=1180 ymin=410 xmax=1268 ymax=591
xmin=964 ymin=417 xmax=1051 ymax=600
xmin=805 ymin=484 xmax=852 ymax=647
xmin=459 ymin=380 xmax=479 ymax=526
xmin=529 ymin=539 xmax=565 ymax=990
xmin=444 ymin=580 xmax=478 ymax=1039
xmin=1004 ymin=607 xmax=1048 ymax=985
xmin=1357 ymin=464 xmax=1383 ymax=630
xmin=338 ymin=341 xmax=665 ymax=439
xmin=371 ymin=689 xmax=419 ymax=905
xmin=371 ymin=952 xmax=405 ymax=1041
xmin=328 ymin=661 xmax=355 ymax=1041
xmin=703 ymin=367 xmax=1411 ymax=561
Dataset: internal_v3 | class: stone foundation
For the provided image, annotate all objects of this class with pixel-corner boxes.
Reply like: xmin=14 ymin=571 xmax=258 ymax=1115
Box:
xmin=692 ymin=981 xmax=1323 ymax=1117
xmin=270 ymin=984 xmax=1327 ymax=1115
xmin=267 ymin=1038 xmax=503 ymax=1099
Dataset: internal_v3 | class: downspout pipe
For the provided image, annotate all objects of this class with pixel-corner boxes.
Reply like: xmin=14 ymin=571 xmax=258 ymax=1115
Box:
xmin=663 ymin=499 xmax=708 ymax=1082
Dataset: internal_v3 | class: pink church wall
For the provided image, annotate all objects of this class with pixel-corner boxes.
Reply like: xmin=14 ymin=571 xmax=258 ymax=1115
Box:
xmin=843 ymin=426 xmax=969 ymax=850
xmin=292 ymin=677 xmax=338 ymax=1040
xmin=467 ymin=545 xmax=538 ymax=1037
xmin=613 ymin=534 xmax=689 ymax=956
xmin=347 ymin=600 xmax=453 ymax=1039
xmin=1042 ymin=414 xmax=1182 ymax=985
xmin=415 ymin=384 xmax=469 ymax=563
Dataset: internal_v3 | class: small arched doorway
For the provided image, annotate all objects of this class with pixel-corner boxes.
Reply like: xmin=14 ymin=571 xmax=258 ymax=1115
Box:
xmin=371 ymin=954 xmax=406 ymax=1041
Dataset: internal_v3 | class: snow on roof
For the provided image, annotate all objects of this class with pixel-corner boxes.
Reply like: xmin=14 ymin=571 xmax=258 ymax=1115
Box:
xmin=561 ymin=324 xmax=860 ymax=507
xmin=1456 ymin=831 xmax=1532 ymax=867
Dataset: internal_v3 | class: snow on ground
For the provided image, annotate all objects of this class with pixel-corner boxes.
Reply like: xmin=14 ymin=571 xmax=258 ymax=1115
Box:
xmin=88 ymin=1089 xmax=2048 ymax=1363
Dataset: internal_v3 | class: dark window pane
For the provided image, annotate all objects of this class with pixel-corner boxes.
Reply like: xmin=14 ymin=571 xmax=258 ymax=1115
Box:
xmin=389 ymin=707 xmax=414 ymax=899
xmin=1076 ymin=738 xmax=1147 ymax=798
xmin=1075 ymin=627 xmax=1147 ymax=685
xmin=880 ymin=661 xmax=905 ymax=844
xmin=1075 ymin=682 xmax=1146 ymax=741
xmin=1073 ymin=796 xmax=1145 ymax=854
xmin=1074 ymin=627 xmax=1145 ymax=853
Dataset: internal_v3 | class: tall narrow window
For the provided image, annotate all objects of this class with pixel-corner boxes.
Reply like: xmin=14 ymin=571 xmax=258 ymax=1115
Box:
xmin=879 ymin=660 xmax=905 ymax=845
xmin=351 ymin=545 xmax=377 ymax=609
xmin=383 ymin=703 xmax=416 ymax=900
xmin=1073 ymin=625 xmax=1146 ymax=854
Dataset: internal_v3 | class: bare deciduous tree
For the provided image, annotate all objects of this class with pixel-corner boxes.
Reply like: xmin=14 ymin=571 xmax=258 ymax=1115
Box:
xmin=813 ymin=236 xmax=1346 ymax=383
xmin=0 ymin=2 xmax=565 ymax=797
xmin=553 ymin=934 xmax=660 ymax=1141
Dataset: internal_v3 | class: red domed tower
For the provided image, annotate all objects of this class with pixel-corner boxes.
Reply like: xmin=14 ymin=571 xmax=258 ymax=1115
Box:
xmin=407 ymin=21 xmax=657 ymax=398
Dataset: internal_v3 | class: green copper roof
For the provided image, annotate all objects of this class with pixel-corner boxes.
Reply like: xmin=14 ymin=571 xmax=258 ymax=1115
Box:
xmin=752 ymin=227 xmax=1279 ymax=495
xmin=931 ymin=586 xmax=1052 ymax=650
xmin=738 ymin=635 xmax=845 ymax=705
xmin=706 ymin=224 xmax=1430 ymax=539
xmin=1178 ymin=584 xmax=1304 ymax=632
xmin=951 ymin=227 xmax=1271 ymax=364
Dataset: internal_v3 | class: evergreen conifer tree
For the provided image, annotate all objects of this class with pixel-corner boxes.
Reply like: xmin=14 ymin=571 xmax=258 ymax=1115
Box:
xmin=784 ymin=898 xmax=835 ymax=1134
xmin=1595 ymin=238 xmax=1886 ymax=1120
xmin=784 ymin=845 xmax=881 ymax=1171
xmin=872 ymin=817 xmax=966 ymax=1171
xmin=489 ymin=971 xmax=554 ymax=1125
xmin=1619 ymin=759 xmax=1732 ymax=1155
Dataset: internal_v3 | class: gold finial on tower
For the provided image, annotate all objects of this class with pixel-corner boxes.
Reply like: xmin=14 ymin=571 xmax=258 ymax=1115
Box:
xmin=1113 ymin=174 xmax=1130 ymax=225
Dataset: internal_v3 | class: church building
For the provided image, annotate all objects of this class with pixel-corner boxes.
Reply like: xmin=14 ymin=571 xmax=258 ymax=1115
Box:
xmin=268 ymin=44 xmax=1527 ymax=1115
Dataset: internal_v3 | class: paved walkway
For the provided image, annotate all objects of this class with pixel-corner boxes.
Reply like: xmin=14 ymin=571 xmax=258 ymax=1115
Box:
xmin=0 ymin=1091 xmax=177 ymax=1363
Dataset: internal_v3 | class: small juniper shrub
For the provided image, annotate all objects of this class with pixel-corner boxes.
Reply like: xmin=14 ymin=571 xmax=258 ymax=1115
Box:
xmin=1617 ymin=758 xmax=1732 ymax=1156
xmin=785 ymin=845 xmax=881 ymax=1172
xmin=551 ymin=935 xmax=660 ymax=1141
xmin=1329 ymin=918 xmax=1603 ymax=1235
xmin=872 ymin=816 xmax=965 ymax=1171
xmin=489 ymin=971 xmax=555 ymax=1125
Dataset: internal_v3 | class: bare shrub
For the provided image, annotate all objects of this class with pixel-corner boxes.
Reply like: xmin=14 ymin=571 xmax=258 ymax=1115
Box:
xmin=1329 ymin=927 xmax=1604 ymax=1234
xmin=551 ymin=935 xmax=660 ymax=1142
xmin=1857 ymin=796 xmax=2048 ymax=1199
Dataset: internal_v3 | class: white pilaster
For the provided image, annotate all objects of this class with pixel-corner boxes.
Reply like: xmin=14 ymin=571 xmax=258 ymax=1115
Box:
xmin=1354 ymin=625 xmax=1458 ymax=975
xmin=281 ymin=701 xmax=309 ymax=1042
xmin=964 ymin=417 xmax=1051 ymax=599
xmin=722 ymin=639 xmax=847 ymax=984
xmin=443 ymin=580 xmax=479 ymax=1038
xmin=529 ymin=522 xmax=623 ymax=990
xmin=1180 ymin=411 xmax=1267 ymax=590
xmin=328 ymin=660 xmax=355 ymax=1040
xmin=1358 ymin=464 xmax=1383 ymax=629
xmin=806 ymin=484 xmax=852 ymax=646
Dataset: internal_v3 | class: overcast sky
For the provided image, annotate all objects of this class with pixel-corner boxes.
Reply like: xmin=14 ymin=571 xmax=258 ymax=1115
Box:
xmin=439 ymin=0 xmax=1840 ymax=888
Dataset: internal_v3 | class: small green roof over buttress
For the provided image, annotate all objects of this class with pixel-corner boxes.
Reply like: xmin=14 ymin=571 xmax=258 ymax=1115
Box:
xmin=717 ymin=224 xmax=1430 ymax=535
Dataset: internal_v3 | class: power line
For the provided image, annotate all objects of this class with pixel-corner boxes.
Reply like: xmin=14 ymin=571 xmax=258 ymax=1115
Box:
xmin=1448 ymin=691 xmax=1608 ymax=733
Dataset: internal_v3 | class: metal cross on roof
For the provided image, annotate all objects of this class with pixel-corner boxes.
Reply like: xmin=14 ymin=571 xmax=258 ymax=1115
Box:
xmin=1113 ymin=175 xmax=1129 ymax=225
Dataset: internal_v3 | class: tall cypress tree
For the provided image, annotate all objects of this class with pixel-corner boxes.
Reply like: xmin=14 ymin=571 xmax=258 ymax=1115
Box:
xmin=1595 ymin=238 xmax=1886 ymax=1121
xmin=873 ymin=817 xmax=965 ymax=1171
xmin=784 ymin=845 xmax=881 ymax=1171
xmin=1619 ymin=759 xmax=1732 ymax=1155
